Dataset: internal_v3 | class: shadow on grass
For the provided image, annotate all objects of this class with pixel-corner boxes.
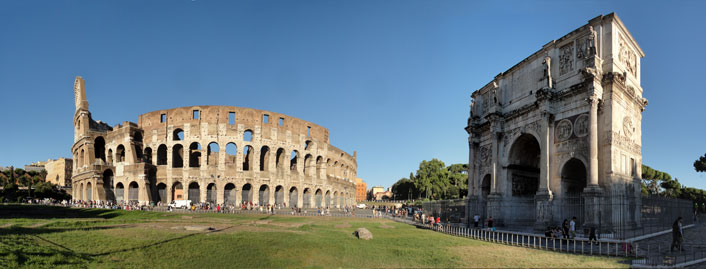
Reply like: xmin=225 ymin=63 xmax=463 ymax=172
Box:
xmin=0 ymin=204 xmax=123 ymax=220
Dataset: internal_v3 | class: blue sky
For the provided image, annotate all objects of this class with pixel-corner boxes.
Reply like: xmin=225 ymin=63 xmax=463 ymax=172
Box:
xmin=1 ymin=0 xmax=705 ymax=189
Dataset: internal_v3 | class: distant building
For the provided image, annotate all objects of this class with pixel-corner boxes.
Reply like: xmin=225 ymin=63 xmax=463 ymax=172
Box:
xmin=355 ymin=178 xmax=367 ymax=202
xmin=368 ymin=186 xmax=392 ymax=201
xmin=45 ymin=158 xmax=73 ymax=187
xmin=24 ymin=161 xmax=48 ymax=173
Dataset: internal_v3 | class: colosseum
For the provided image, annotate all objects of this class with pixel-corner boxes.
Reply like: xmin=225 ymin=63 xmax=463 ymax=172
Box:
xmin=71 ymin=77 xmax=357 ymax=208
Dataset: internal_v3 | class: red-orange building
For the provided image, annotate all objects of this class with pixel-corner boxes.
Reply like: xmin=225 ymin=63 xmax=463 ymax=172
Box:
xmin=355 ymin=178 xmax=367 ymax=202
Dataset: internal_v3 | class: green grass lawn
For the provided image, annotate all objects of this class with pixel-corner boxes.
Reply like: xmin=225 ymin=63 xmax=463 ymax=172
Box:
xmin=0 ymin=205 xmax=629 ymax=268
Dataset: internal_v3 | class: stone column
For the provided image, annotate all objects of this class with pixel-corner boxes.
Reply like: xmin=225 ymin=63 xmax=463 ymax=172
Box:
xmin=535 ymin=112 xmax=554 ymax=230
xmin=216 ymin=184 xmax=224 ymax=205
xmin=487 ymin=128 xmax=503 ymax=226
xmin=588 ymin=94 xmax=599 ymax=186
xmin=269 ymin=186 xmax=275 ymax=206
xmin=200 ymin=181 xmax=207 ymax=203
xmin=468 ymin=137 xmax=476 ymax=197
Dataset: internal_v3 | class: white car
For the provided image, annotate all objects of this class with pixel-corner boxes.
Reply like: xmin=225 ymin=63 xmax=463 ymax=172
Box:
xmin=169 ymin=200 xmax=192 ymax=209
xmin=357 ymin=203 xmax=367 ymax=209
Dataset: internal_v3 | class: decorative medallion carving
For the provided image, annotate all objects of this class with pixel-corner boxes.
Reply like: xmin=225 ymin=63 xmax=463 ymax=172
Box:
xmin=573 ymin=114 xmax=589 ymax=137
xmin=559 ymin=44 xmax=574 ymax=76
xmin=619 ymin=35 xmax=637 ymax=77
xmin=555 ymin=119 xmax=573 ymax=141
xmin=623 ymin=116 xmax=634 ymax=138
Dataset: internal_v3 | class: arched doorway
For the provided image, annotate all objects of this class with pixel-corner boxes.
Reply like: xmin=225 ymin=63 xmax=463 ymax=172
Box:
xmin=242 ymin=183 xmax=252 ymax=204
xmin=86 ymin=182 xmax=92 ymax=201
xmin=206 ymin=183 xmax=216 ymax=204
xmin=224 ymin=183 xmax=236 ymax=205
xmin=188 ymin=182 xmax=200 ymax=204
xmin=302 ymin=188 xmax=311 ymax=208
xmin=325 ymin=191 xmax=331 ymax=207
xmin=116 ymin=182 xmax=124 ymax=202
xmin=481 ymin=174 xmax=491 ymax=198
xmin=103 ymin=170 xmax=115 ymax=202
xmin=128 ymin=181 xmax=139 ymax=203
xmin=507 ymin=133 xmax=541 ymax=226
xmin=258 ymin=185 xmax=270 ymax=206
xmin=172 ymin=182 xmax=184 ymax=201
xmin=562 ymin=158 xmax=587 ymax=195
xmin=275 ymin=185 xmax=284 ymax=206
xmin=289 ymin=187 xmax=298 ymax=208
xmin=315 ymin=189 xmax=323 ymax=208
xmin=156 ymin=183 xmax=167 ymax=203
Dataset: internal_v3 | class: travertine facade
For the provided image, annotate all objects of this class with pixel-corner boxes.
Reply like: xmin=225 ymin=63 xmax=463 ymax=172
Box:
xmin=45 ymin=158 xmax=73 ymax=187
xmin=71 ymin=77 xmax=357 ymax=207
xmin=466 ymin=13 xmax=647 ymax=229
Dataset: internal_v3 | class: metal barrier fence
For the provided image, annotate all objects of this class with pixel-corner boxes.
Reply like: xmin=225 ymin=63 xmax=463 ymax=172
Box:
xmin=425 ymin=192 xmax=694 ymax=240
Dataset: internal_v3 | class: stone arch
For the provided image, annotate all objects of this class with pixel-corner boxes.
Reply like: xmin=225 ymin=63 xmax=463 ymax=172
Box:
xmin=258 ymin=184 xmax=270 ymax=205
xmin=276 ymin=148 xmax=285 ymax=172
xmin=290 ymin=151 xmax=299 ymax=172
xmin=274 ymin=185 xmax=284 ymax=206
xmin=242 ymin=183 xmax=253 ymax=203
xmin=333 ymin=191 xmax=339 ymax=207
xmin=224 ymin=183 xmax=236 ymax=205
xmin=188 ymin=182 xmax=200 ymax=204
xmin=86 ymin=182 xmax=93 ymax=201
xmin=316 ymin=156 xmax=323 ymax=178
xmin=260 ymin=146 xmax=270 ymax=171
xmin=157 ymin=144 xmax=167 ymax=165
xmin=116 ymin=145 xmax=126 ymax=163
xmin=207 ymin=142 xmax=219 ymax=167
xmin=79 ymin=149 xmax=85 ymax=167
xmin=302 ymin=188 xmax=312 ymax=208
xmin=325 ymin=190 xmax=331 ymax=207
xmin=156 ymin=183 xmax=167 ymax=203
xmin=94 ymin=136 xmax=106 ymax=163
xmin=133 ymin=132 xmax=143 ymax=161
xmin=103 ymin=169 xmax=115 ymax=202
xmin=107 ymin=149 xmax=113 ymax=165
xmin=333 ymin=161 xmax=338 ymax=177
xmin=314 ymin=189 xmax=323 ymax=208
xmin=115 ymin=182 xmax=125 ymax=201
xmin=78 ymin=183 xmax=83 ymax=200
xmin=481 ymin=174 xmax=491 ymax=198
xmin=243 ymin=130 xmax=253 ymax=142
xmin=304 ymin=140 xmax=312 ymax=150
xmin=172 ymin=144 xmax=184 ymax=168
xmin=172 ymin=181 xmax=184 ymax=201
xmin=561 ymin=158 xmax=587 ymax=195
xmin=189 ymin=142 xmax=202 ymax=168
xmin=289 ymin=187 xmax=298 ymax=208
xmin=173 ymin=128 xmax=184 ymax=141
xmin=243 ymin=146 xmax=253 ymax=171
xmin=507 ymin=133 xmax=541 ymax=197
xmin=225 ymin=143 xmax=237 ymax=166
xmin=128 ymin=181 xmax=139 ymax=202
xmin=144 ymin=147 xmax=153 ymax=164
xmin=206 ymin=183 xmax=217 ymax=203
xmin=304 ymin=154 xmax=313 ymax=176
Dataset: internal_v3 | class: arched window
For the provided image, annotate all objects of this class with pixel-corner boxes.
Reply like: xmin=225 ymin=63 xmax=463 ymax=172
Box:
xmin=173 ymin=128 xmax=184 ymax=141
xmin=172 ymin=144 xmax=183 ymax=168
xmin=304 ymin=154 xmax=312 ymax=176
xmin=290 ymin=151 xmax=299 ymax=172
xmin=157 ymin=144 xmax=167 ymax=165
xmin=207 ymin=142 xmax=219 ymax=167
xmin=225 ymin=143 xmax=237 ymax=166
xmin=260 ymin=146 xmax=270 ymax=171
xmin=275 ymin=148 xmax=285 ymax=171
xmin=143 ymin=147 xmax=152 ymax=164
xmin=316 ymin=156 xmax=323 ymax=178
xmin=94 ymin=137 xmax=106 ymax=163
xmin=79 ymin=149 xmax=85 ymax=167
xmin=107 ymin=149 xmax=113 ymax=165
xmin=133 ymin=132 xmax=143 ymax=162
xmin=243 ymin=130 xmax=253 ymax=142
xmin=242 ymin=146 xmax=253 ymax=171
xmin=189 ymin=142 xmax=201 ymax=168
xmin=116 ymin=145 xmax=125 ymax=163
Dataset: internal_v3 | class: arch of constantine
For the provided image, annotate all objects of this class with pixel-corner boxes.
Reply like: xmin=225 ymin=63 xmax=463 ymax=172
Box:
xmin=71 ymin=78 xmax=357 ymax=208
xmin=466 ymin=13 xmax=648 ymax=230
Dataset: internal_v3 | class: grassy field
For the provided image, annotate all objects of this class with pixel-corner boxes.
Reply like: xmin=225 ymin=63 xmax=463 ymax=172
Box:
xmin=0 ymin=205 xmax=630 ymax=268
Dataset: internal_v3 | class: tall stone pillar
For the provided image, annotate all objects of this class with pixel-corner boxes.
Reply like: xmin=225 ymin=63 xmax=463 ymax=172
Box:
xmin=487 ymin=126 xmax=503 ymax=226
xmin=535 ymin=111 xmax=554 ymax=230
xmin=468 ymin=137 xmax=476 ymax=196
xmin=583 ymin=94 xmax=603 ymax=229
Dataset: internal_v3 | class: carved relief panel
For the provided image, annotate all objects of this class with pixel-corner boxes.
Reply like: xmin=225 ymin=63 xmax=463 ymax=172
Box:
xmin=559 ymin=44 xmax=574 ymax=76
xmin=619 ymin=35 xmax=637 ymax=77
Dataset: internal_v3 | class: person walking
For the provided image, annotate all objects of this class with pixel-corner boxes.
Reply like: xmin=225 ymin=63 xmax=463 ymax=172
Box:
xmin=473 ymin=213 xmax=480 ymax=228
xmin=672 ymin=216 xmax=684 ymax=251
xmin=588 ymin=226 xmax=598 ymax=244
xmin=562 ymin=219 xmax=569 ymax=239
xmin=487 ymin=216 xmax=494 ymax=231
xmin=569 ymin=217 xmax=577 ymax=239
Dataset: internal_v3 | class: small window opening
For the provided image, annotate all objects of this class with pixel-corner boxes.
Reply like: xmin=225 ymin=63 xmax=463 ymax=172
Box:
xmin=263 ymin=114 xmax=269 ymax=124
xmin=307 ymin=126 xmax=311 ymax=136
xmin=229 ymin=112 xmax=235 ymax=125
xmin=243 ymin=130 xmax=253 ymax=142
xmin=279 ymin=117 xmax=284 ymax=126
xmin=160 ymin=114 xmax=166 ymax=123
xmin=193 ymin=110 xmax=200 ymax=120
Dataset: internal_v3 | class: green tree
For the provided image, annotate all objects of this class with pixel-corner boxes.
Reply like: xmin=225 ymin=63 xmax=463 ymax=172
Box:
xmin=695 ymin=153 xmax=706 ymax=172
xmin=447 ymin=163 xmax=468 ymax=199
xmin=391 ymin=178 xmax=415 ymax=200
xmin=415 ymin=159 xmax=449 ymax=200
